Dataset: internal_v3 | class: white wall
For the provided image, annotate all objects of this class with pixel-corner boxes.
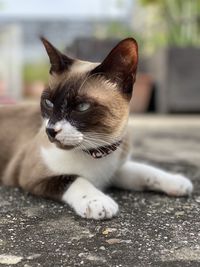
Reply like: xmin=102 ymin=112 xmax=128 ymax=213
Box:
xmin=0 ymin=25 xmax=22 ymax=100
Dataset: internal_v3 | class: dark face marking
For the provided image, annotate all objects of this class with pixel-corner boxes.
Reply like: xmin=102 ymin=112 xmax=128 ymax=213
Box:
xmin=40 ymin=76 xmax=114 ymax=135
xmin=90 ymin=38 xmax=138 ymax=99
xmin=40 ymin=37 xmax=139 ymax=149
xmin=41 ymin=37 xmax=74 ymax=74
xmin=41 ymin=37 xmax=138 ymax=99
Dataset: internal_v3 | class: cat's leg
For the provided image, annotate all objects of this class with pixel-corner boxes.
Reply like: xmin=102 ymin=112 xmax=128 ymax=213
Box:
xmin=20 ymin=171 xmax=118 ymax=220
xmin=113 ymin=161 xmax=193 ymax=196
xmin=12 ymin=145 xmax=118 ymax=220
xmin=62 ymin=177 xmax=118 ymax=219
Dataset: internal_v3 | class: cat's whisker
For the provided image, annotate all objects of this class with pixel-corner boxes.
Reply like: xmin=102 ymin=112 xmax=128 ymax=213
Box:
xmin=83 ymin=131 xmax=123 ymax=141
xmin=82 ymin=139 xmax=100 ymax=149
xmin=76 ymin=141 xmax=106 ymax=157
xmin=83 ymin=137 xmax=112 ymax=148
xmin=82 ymin=137 xmax=123 ymax=152
xmin=83 ymin=134 xmax=121 ymax=146
xmin=75 ymin=142 xmax=90 ymax=154
xmin=82 ymin=139 xmax=103 ymax=150
xmin=84 ymin=137 xmax=113 ymax=146
xmin=83 ymin=132 xmax=119 ymax=141
xmin=84 ymin=135 xmax=117 ymax=142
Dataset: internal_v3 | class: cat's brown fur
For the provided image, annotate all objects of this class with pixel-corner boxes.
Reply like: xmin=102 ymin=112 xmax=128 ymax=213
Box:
xmin=0 ymin=103 xmax=131 ymax=199
xmin=0 ymin=37 xmax=137 ymax=200
xmin=0 ymin=38 xmax=193 ymax=220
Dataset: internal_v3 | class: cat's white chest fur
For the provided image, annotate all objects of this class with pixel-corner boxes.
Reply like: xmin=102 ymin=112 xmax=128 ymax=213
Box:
xmin=41 ymin=145 xmax=122 ymax=189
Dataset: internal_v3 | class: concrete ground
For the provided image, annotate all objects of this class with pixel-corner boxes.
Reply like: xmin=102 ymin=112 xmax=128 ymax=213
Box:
xmin=0 ymin=116 xmax=200 ymax=267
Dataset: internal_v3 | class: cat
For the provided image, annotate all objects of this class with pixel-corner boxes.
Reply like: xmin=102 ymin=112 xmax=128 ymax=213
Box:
xmin=0 ymin=37 xmax=193 ymax=220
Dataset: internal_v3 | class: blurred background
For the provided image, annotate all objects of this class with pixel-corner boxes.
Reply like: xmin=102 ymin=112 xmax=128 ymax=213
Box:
xmin=0 ymin=0 xmax=200 ymax=113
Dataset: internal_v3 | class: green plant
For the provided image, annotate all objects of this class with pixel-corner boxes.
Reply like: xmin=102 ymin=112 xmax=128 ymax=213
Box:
xmin=139 ymin=0 xmax=200 ymax=47
xmin=23 ymin=63 xmax=49 ymax=84
xmin=99 ymin=21 xmax=145 ymax=54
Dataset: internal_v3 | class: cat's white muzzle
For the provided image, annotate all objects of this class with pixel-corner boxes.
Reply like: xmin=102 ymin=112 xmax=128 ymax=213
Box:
xmin=47 ymin=120 xmax=83 ymax=147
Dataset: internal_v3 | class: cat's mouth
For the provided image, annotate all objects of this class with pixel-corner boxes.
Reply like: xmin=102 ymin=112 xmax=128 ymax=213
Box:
xmin=45 ymin=120 xmax=84 ymax=150
xmin=45 ymin=126 xmax=83 ymax=150
xmin=54 ymin=140 xmax=78 ymax=150
xmin=47 ymin=135 xmax=81 ymax=150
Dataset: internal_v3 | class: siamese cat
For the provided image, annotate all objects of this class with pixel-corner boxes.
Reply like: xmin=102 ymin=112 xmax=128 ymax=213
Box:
xmin=0 ymin=37 xmax=193 ymax=219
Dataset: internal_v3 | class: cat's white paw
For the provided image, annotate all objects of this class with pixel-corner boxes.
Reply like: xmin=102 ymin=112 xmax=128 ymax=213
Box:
xmin=75 ymin=195 xmax=119 ymax=220
xmin=164 ymin=174 xmax=193 ymax=196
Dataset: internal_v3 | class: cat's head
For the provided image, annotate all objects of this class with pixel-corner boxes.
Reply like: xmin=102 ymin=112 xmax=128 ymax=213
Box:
xmin=40 ymin=37 xmax=138 ymax=151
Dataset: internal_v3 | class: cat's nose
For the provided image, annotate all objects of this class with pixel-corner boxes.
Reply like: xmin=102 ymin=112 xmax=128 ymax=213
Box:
xmin=46 ymin=127 xmax=60 ymax=139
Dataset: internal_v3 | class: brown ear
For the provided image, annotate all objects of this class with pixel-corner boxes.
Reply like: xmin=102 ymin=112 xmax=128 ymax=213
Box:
xmin=40 ymin=37 xmax=73 ymax=74
xmin=91 ymin=38 xmax=138 ymax=96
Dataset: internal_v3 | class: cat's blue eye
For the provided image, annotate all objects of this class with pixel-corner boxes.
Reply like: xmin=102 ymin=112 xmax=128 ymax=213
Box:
xmin=76 ymin=102 xmax=91 ymax=112
xmin=44 ymin=99 xmax=54 ymax=109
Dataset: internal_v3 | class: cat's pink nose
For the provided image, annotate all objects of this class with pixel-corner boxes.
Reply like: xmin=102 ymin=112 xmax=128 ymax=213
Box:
xmin=54 ymin=123 xmax=62 ymax=132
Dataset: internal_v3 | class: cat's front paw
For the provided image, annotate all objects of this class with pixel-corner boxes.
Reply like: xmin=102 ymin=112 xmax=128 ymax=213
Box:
xmin=75 ymin=195 xmax=119 ymax=220
xmin=164 ymin=174 xmax=193 ymax=197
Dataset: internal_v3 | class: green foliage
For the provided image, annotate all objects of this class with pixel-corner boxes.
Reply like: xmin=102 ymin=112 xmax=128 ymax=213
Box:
xmin=103 ymin=0 xmax=200 ymax=55
xmin=104 ymin=21 xmax=145 ymax=52
xmin=105 ymin=21 xmax=132 ymax=38
xmin=23 ymin=63 xmax=49 ymax=83
xmin=139 ymin=0 xmax=161 ymax=5
xmin=139 ymin=0 xmax=200 ymax=48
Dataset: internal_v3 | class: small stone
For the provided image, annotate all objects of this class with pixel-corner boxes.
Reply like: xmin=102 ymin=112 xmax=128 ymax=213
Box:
xmin=175 ymin=211 xmax=185 ymax=216
xmin=99 ymin=246 xmax=106 ymax=250
xmin=121 ymin=240 xmax=132 ymax=244
xmin=78 ymin=253 xmax=85 ymax=257
xmin=106 ymin=238 xmax=121 ymax=244
xmin=0 ymin=254 xmax=23 ymax=265
xmin=102 ymin=228 xmax=117 ymax=235
xmin=27 ymin=254 xmax=41 ymax=260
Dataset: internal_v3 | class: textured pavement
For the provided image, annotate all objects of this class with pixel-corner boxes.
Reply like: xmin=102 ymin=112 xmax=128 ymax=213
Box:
xmin=0 ymin=116 xmax=200 ymax=267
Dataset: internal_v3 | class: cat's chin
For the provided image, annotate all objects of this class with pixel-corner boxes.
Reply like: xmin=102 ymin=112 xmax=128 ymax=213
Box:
xmin=47 ymin=136 xmax=79 ymax=150
xmin=54 ymin=141 xmax=78 ymax=150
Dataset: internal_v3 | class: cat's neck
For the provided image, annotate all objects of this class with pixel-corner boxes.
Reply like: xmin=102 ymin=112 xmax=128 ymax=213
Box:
xmin=83 ymin=140 xmax=122 ymax=159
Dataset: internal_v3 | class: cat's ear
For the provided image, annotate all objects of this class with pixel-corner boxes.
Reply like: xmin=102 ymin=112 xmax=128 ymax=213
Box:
xmin=91 ymin=38 xmax=138 ymax=96
xmin=40 ymin=37 xmax=73 ymax=74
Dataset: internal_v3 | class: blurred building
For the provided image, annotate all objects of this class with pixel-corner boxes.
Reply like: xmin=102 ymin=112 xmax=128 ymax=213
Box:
xmin=0 ymin=0 xmax=134 ymax=102
xmin=0 ymin=0 xmax=133 ymax=62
